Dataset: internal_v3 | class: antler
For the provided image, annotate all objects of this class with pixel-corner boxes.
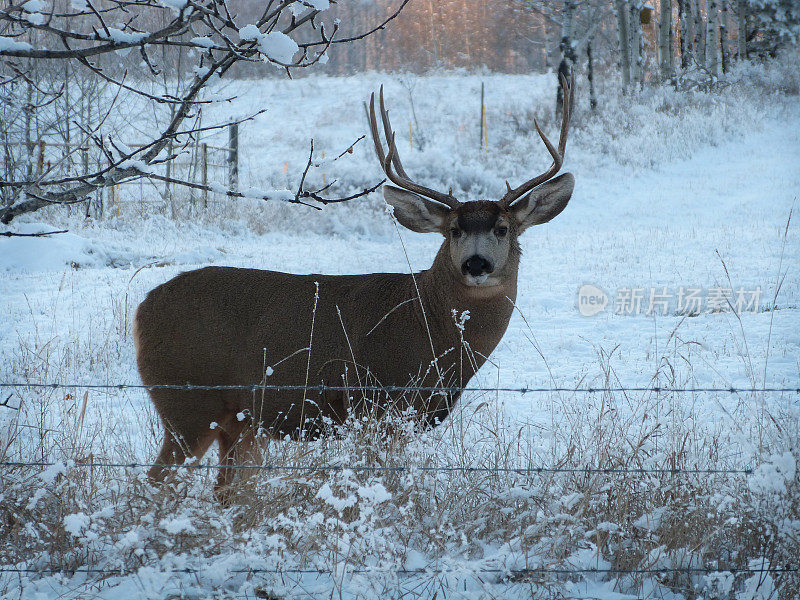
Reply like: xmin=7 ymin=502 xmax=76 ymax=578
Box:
xmin=500 ymin=72 xmax=574 ymax=209
xmin=367 ymin=86 xmax=460 ymax=210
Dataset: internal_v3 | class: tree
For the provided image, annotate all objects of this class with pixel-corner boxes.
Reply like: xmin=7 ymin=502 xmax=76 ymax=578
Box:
xmin=556 ymin=0 xmax=576 ymax=115
xmin=0 ymin=0 xmax=410 ymax=224
xmin=745 ymin=0 xmax=800 ymax=58
xmin=616 ymin=0 xmax=632 ymax=89
xmin=658 ymin=0 xmax=673 ymax=81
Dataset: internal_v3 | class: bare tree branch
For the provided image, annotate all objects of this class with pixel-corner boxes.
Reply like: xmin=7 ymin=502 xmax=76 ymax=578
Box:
xmin=0 ymin=0 xmax=411 ymax=223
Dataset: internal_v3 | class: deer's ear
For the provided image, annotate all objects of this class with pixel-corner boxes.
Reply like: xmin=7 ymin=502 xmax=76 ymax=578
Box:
xmin=383 ymin=185 xmax=450 ymax=234
xmin=510 ymin=173 xmax=574 ymax=234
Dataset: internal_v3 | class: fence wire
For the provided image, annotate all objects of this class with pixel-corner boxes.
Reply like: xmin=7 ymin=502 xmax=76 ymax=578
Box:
xmin=1 ymin=381 xmax=797 ymax=587
xmin=0 ymin=460 xmax=757 ymax=475
xmin=1 ymin=565 xmax=796 ymax=577
xmin=1 ymin=382 xmax=798 ymax=394
xmin=2 ymin=380 xmax=796 ymax=475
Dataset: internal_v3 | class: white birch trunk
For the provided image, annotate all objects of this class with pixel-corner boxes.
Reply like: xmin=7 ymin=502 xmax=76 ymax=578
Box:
xmin=629 ymin=2 xmax=642 ymax=86
xmin=616 ymin=0 xmax=631 ymax=89
xmin=557 ymin=1 xmax=576 ymax=115
xmin=694 ymin=0 xmax=706 ymax=66
xmin=706 ymin=0 xmax=718 ymax=75
xmin=680 ymin=0 xmax=693 ymax=68
xmin=720 ymin=0 xmax=729 ymax=73
xmin=659 ymin=0 xmax=673 ymax=80
xmin=736 ymin=0 xmax=747 ymax=59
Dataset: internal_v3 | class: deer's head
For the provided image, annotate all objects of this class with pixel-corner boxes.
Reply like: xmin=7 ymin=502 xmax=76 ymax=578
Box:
xmin=368 ymin=76 xmax=575 ymax=289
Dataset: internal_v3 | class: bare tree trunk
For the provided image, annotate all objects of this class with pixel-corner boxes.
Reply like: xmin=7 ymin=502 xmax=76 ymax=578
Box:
xmin=694 ymin=0 xmax=706 ymax=66
xmin=706 ymin=0 xmax=718 ymax=75
xmin=587 ymin=40 xmax=598 ymax=110
xmin=557 ymin=0 xmax=576 ymax=115
xmin=629 ymin=2 xmax=642 ymax=87
xmin=679 ymin=0 xmax=692 ymax=68
xmin=616 ymin=0 xmax=631 ymax=89
xmin=659 ymin=0 xmax=673 ymax=81
xmin=542 ymin=12 xmax=551 ymax=70
xmin=24 ymin=74 xmax=33 ymax=197
xmin=720 ymin=0 xmax=730 ymax=73
xmin=736 ymin=0 xmax=747 ymax=59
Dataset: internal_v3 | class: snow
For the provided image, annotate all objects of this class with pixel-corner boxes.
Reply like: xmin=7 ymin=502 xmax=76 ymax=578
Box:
xmin=257 ymin=31 xmax=299 ymax=64
xmin=192 ymin=64 xmax=210 ymax=78
xmin=0 ymin=223 xmax=223 ymax=273
xmin=159 ymin=516 xmax=196 ymax=534
xmin=747 ymin=451 xmax=797 ymax=494
xmin=1 ymin=68 xmax=798 ymax=600
xmin=238 ymin=25 xmax=299 ymax=64
xmin=64 ymin=512 xmax=91 ymax=536
xmin=0 ymin=36 xmax=33 ymax=52
xmin=0 ymin=223 xmax=108 ymax=272
xmin=306 ymin=0 xmax=330 ymax=9
xmin=159 ymin=0 xmax=188 ymax=10
xmin=237 ymin=24 xmax=260 ymax=41
xmin=22 ymin=0 xmax=45 ymax=10
xmin=189 ymin=36 xmax=214 ymax=49
xmin=100 ymin=28 xmax=147 ymax=45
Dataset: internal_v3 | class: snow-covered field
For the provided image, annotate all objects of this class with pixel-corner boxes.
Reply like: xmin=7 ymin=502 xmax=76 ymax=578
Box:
xmin=1 ymin=66 xmax=799 ymax=599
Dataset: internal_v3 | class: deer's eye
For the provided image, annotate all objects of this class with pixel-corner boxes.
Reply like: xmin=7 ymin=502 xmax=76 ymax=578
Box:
xmin=450 ymin=228 xmax=462 ymax=239
xmin=495 ymin=226 xmax=508 ymax=237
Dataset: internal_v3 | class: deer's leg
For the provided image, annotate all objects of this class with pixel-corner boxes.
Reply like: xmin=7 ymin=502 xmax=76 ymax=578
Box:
xmin=214 ymin=418 xmax=250 ymax=503
xmin=149 ymin=422 xmax=217 ymax=485
xmin=148 ymin=432 xmax=181 ymax=483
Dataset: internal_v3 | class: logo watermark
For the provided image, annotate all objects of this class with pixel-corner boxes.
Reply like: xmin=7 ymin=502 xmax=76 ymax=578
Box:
xmin=577 ymin=285 xmax=762 ymax=316
xmin=577 ymin=284 xmax=609 ymax=316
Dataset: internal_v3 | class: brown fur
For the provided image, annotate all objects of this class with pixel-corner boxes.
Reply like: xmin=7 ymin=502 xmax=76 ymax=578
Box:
xmin=135 ymin=221 xmax=520 ymax=498
xmin=136 ymin=163 xmax=577 ymax=501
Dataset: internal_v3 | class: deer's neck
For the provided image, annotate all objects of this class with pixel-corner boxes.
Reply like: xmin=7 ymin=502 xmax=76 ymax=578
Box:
xmin=415 ymin=243 xmax=519 ymax=363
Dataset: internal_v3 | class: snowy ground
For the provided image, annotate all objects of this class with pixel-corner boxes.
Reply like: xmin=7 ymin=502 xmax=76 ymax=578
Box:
xmin=1 ymin=68 xmax=799 ymax=599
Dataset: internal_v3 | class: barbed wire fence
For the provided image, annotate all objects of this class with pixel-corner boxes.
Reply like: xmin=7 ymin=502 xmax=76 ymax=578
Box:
xmin=1 ymin=380 xmax=798 ymax=583
xmin=1 ymin=381 xmax=797 ymax=474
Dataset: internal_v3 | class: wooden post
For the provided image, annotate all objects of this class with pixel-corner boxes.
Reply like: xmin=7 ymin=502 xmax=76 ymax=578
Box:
xmin=83 ymin=146 xmax=90 ymax=218
xmin=202 ymin=143 xmax=208 ymax=207
xmin=165 ymin=138 xmax=173 ymax=209
xmin=482 ymin=104 xmax=488 ymax=150
xmin=37 ymin=140 xmax=45 ymax=175
xmin=587 ymin=42 xmax=598 ymax=110
xmin=228 ymin=123 xmax=239 ymax=193
xmin=479 ymin=82 xmax=485 ymax=150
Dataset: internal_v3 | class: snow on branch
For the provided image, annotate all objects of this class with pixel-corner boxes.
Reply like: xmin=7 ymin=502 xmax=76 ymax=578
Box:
xmin=0 ymin=0 xmax=410 ymax=223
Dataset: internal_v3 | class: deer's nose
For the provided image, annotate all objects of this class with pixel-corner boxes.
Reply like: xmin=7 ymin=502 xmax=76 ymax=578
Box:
xmin=462 ymin=255 xmax=493 ymax=277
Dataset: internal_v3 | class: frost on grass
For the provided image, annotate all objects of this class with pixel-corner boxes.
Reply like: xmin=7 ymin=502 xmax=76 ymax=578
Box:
xmin=1 ymin=380 xmax=798 ymax=599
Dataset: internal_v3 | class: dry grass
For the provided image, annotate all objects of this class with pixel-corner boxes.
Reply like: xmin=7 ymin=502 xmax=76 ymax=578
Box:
xmin=1 ymin=357 xmax=797 ymax=599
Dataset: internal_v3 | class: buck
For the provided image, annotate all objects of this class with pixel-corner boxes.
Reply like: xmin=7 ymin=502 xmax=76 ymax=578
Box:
xmin=135 ymin=77 xmax=575 ymax=497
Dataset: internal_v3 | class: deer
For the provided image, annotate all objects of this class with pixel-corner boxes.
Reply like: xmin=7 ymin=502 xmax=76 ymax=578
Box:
xmin=134 ymin=76 xmax=575 ymax=499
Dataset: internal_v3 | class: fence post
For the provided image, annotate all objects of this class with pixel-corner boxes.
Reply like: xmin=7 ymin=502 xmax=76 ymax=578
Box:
xmin=82 ymin=146 xmax=90 ymax=218
xmin=37 ymin=140 xmax=45 ymax=175
xmin=228 ymin=123 xmax=239 ymax=193
xmin=202 ymin=143 xmax=208 ymax=208
xmin=166 ymin=138 xmax=174 ymax=217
